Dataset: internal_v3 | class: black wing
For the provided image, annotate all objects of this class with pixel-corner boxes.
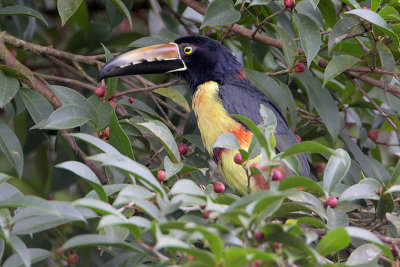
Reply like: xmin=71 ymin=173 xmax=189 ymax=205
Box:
xmin=219 ymin=79 xmax=310 ymax=177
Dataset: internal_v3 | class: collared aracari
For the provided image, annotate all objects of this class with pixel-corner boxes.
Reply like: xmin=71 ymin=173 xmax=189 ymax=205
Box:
xmin=99 ymin=36 xmax=310 ymax=195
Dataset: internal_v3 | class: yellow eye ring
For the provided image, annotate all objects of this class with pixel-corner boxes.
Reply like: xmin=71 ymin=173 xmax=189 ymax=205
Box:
xmin=183 ymin=46 xmax=193 ymax=55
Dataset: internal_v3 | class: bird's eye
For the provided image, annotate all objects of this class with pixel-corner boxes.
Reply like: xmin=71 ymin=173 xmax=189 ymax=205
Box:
xmin=183 ymin=46 xmax=193 ymax=55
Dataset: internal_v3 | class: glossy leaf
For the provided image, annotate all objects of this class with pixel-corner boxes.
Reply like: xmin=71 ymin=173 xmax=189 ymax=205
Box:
xmin=328 ymin=17 xmax=360 ymax=54
xmin=346 ymin=244 xmax=382 ymax=265
xmin=136 ymin=120 xmax=180 ymax=163
xmin=323 ymin=149 xmax=351 ymax=193
xmin=3 ymin=248 xmax=52 ymax=267
xmin=316 ymin=227 xmax=350 ymax=256
xmin=213 ymin=133 xmax=241 ymax=150
xmin=0 ymin=5 xmax=47 ymax=25
xmin=339 ymin=184 xmax=380 ymax=202
xmin=279 ymin=141 xmax=336 ymax=159
xmin=323 ymin=55 xmax=360 ymax=87
xmin=32 ymin=104 xmax=93 ymax=130
xmin=201 ymin=0 xmax=241 ymax=29
xmin=18 ymin=87 xmax=53 ymax=124
xmin=273 ymin=25 xmax=297 ymax=68
xmin=294 ymin=14 xmax=321 ymax=68
xmin=57 ymin=0 xmax=82 ymax=26
xmin=0 ymin=70 xmax=19 ymax=109
xmin=109 ymin=109 xmax=135 ymax=160
xmin=345 ymin=9 xmax=399 ymax=47
xmin=56 ymin=161 xmax=107 ymax=202
xmin=296 ymin=74 xmax=340 ymax=140
xmin=0 ymin=120 xmax=23 ymax=178
xmin=154 ymin=87 xmax=190 ymax=112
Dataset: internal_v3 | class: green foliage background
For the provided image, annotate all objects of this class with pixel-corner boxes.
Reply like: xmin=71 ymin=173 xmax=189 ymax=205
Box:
xmin=0 ymin=0 xmax=400 ymax=266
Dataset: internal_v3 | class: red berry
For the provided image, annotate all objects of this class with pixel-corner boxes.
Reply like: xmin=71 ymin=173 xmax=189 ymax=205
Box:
xmin=104 ymin=127 xmax=110 ymax=138
xmin=378 ymin=187 xmax=382 ymax=195
xmin=110 ymin=100 xmax=116 ymax=108
xmin=55 ymin=247 xmax=64 ymax=257
xmin=203 ymin=210 xmax=212 ymax=219
xmin=326 ymin=197 xmax=337 ymax=208
xmin=200 ymin=205 xmax=206 ymax=210
xmin=214 ymin=182 xmax=225 ymax=193
xmin=94 ymin=86 xmax=105 ymax=98
xmin=9 ymin=49 xmax=17 ymax=58
xmin=188 ymin=255 xmax=195 ymax=261
xmin=314 ymin=162 xmax=325 ymax=173
xmin=157 ymin=170 xmax=166 ymax=182
xmin=391 ymin=246 xmax=399 ymax=258
xmin=129 ymin=97 xmax=134 ymax=104
xmin=294 ymin=134 xmax=302 ymax=142
xmin=234 ymin=153 xmax=242 ymax=164
xmin=272 ymin=169 xmax=283 ymax=182
xmin=178 ymin=143 xmax=189 ymax=155
xmin=294 ymin=62 xmax=305 ymax=73
xmin=368 ymin=129 xmax=378 ymax=141
xmin=362 ymin=7 xmax=370 ymax=10
xmin=67 ymin=253 xmax=79 ymax=264
xmin=284 ymin=0 xmax=295 ymax=8
xmin=251 ymin=260 xmax=262 ymax=267
xmin=254 ymin=231 xmax=264 ymax=243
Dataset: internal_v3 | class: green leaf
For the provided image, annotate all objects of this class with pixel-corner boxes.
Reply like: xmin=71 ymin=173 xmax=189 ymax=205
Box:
xmin=101 ymin=44 xmax=118 ymax=99
xmin=371 ymin=0 xmax=381 ymax=12
xmin=109 ymin=0 xmax=133 ymax=30
xmin=278 ymin=176 xmax=326 ymax=197
xmin=69 ymin=133 xmax=120 ymax=155
xmin=377 ymin=185 xmax=394 ymax=219
xmin=296 ymin=74 xmax=340 ymax=140
xmin=73 ymin=198 xmax=122 ymax=217
xmin=154 ymin=87 xmax=190 ymax=112
xmin=318 ymin=0 xmax=338 ymax=28
xmin=389 ymin=161 xmax=400 ymax=186
xmin=3 ymin=248 xmax=52 ymax=267
xmin=110 ymin=109 xmax=135 ymax=160
xmin=0 ymin=232 xmax=30 ymax=267
xmin=339 ymin=184 xmax=380 ymax=202
xmin=170 ymin=179 xmax=205 ymax=196
xmin=386 ymin=213 xmax=400 ymax=235
xmin=0 ymin=5 xmax=48 ymax=25
xmin=345 ymin=9 xmax=399 ymax=48
xmin=98 ymin=215 xmax=150 ymax=239
xmin=18 ymin=87 xmax=53 ymax=124
xmin=213 ymin=133 xmax=241 ymax=150
xmin=0 ymin=70 xmax=19 ymax=109
xmin=136 ymin=120 xmax=180 ymax=163
xmin=316 ymin=228 xmax=350 ymax=256
xmin=279 ymin=141 xmax=336 ymax=159
xmin=377 ymin=42 xmax=395 ymax=85
xmin=164 ymin=156 xmax=183 ymax=180
xmin=0 ymin=173 xmax=11 ymax=184
xmin=57 ymin=0 xmax=82 ymax=26
xmin=378 ymin=6 xmax=400 ymax=21
xmin=88 ymin=153 xmax=167 ymax=198
xmin=345 ymin=226 xmax=382 ymax=244
xmin=327 ymin=207 xmax=349 ymax=230
xmin=338 ymin=0 xmax=360 ymax=9
xmin=323 ymin=149 xmax=351 ymax=193
xmin=346 ymin=244 xmax=382 ymax=265
xmin=56 ymin=161 xmax=107 ymax=202
xmin=328 ymin=17 xmax=360 ymax=54
xmin=201 ymin=0 xmax=241 ymax=29
xmin=62 ymin=234 xmax=144 ymax=253
xmin=0 ymin=195 xmax=60 ymax=216
xmin=32 ymin=104 xmax=93 ymax=130
xmin=294 ymin=14 xmax=321 ymax=68
xmin=50 ymin=85 xmax=97 ymax=123
xmin=0 ymin=120 xmax=23 ymax=178
xmin=323 ymin=55 xmax=360 ymax=87
xmin=272 ymin=25 xmax=298 ymax=68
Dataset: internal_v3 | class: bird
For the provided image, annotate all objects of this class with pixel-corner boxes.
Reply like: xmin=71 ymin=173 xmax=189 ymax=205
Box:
xmin=99 ymin=36 xmax=310 ymax=195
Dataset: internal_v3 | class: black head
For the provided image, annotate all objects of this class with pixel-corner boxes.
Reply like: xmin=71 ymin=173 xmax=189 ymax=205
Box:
xmin=174 ymin=36 xmax=243 ymax=90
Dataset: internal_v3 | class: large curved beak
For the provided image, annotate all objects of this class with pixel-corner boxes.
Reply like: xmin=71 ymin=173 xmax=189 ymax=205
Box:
xmin=98 ymin=43 xmax=186 ymax=80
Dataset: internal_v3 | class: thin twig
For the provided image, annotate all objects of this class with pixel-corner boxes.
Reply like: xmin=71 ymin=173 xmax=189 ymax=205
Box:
xmin=36 ymin=73 xmax=97 ymax=91
xmin=252 ymin=9 xmax=287 ymax=39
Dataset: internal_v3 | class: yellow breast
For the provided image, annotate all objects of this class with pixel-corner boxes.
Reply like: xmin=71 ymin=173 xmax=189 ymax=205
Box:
xmin=192 ymin=81 xmax=252 ymax=154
